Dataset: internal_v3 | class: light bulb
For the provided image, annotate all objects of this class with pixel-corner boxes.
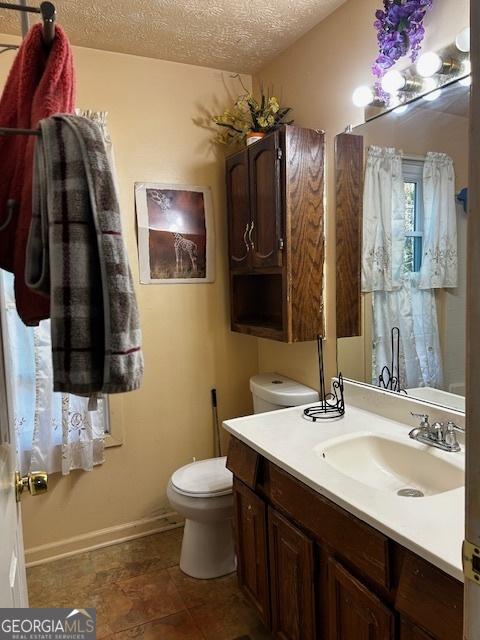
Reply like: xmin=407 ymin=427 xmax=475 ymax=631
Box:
xmin=423 ymin=89 xmax=442 ymax=102
xmin=381 ymin=70 xmax=406 ymax=93
xmin=352 ymin=86 xmax=374 ymax=107
xmin=456 ymin=27 xmax=470 ymax=53
xmin=416 ymin=52 xmax=443 ymax=77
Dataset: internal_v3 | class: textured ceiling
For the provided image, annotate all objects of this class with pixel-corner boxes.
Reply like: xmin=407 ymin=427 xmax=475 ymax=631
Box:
xmin=0 ymin=0 xmax=345 ymax=72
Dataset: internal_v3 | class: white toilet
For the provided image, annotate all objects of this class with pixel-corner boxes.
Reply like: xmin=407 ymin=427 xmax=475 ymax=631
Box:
xmin=167 ymin=373 xmax=319 ymax=579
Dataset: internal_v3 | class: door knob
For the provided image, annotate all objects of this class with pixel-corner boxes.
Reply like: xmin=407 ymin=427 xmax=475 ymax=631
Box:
xmin=15 ymin=471 xmax=48 ymax=502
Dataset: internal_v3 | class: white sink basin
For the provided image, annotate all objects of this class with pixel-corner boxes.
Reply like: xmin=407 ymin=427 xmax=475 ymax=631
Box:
xmin=316 ymin=432 xmax=464 ymax=497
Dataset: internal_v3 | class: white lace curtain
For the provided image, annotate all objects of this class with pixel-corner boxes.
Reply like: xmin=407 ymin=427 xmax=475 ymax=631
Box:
xmin=0 ymin=271 xmax=106 ymax=475
xmin=0 ymin=110 xmax=113 ymax=476
xmin=419 ymin=152 xmax=458 ymax=289
xmin=362 ymin=146 xmax=449 ymax=390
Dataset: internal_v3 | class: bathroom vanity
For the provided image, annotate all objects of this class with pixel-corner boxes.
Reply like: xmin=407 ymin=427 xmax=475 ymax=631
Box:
xmin=224 ymin=404 xmax=464 ymax=640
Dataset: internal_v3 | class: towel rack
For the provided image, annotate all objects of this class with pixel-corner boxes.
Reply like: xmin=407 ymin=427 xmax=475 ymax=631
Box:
xmin=0 ymin=2 xmax=56 ymax=47
xmin=0 ymin=1 xmax=57 ymax=137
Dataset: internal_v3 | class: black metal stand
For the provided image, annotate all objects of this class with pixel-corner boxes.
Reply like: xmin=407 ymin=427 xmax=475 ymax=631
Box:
xmin=377 ymin=326 xmax=406 ymax=393
xmin=303 ymin=336 xmax=345 ymax=422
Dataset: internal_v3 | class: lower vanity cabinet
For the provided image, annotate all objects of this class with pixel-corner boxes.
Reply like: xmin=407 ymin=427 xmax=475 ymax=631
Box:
xmin=268 ymin=507 xmax=316 ymax=640
xmin=232 ymin=478 xmax=270 ymax=627
xmin=328 ymin=558 xmax=395 ymax=640
xmin=228 ymin=438 xmax=463 ymax=640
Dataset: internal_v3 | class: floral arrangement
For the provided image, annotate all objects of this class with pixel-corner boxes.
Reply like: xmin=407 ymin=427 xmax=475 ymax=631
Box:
xmin=372 ymin=0 xmax=433 ymax=101
xmin=212 ymin=75 xmax=293 ymax=145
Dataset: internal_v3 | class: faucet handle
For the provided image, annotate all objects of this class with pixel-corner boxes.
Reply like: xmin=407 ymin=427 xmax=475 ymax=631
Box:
xmin=445 ymin=421 xmax=461 ymax=451
xmin=410 ymin=412 xmax=429 ymax=428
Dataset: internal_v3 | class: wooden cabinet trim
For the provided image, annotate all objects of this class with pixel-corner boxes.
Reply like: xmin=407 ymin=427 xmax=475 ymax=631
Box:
xmin=335 ymin=133 xmax=363 ymax=338
xmin=226 ymin=437 xmax=260 ymax=489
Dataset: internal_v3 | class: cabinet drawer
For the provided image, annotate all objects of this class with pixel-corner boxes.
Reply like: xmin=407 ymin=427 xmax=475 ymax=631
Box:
xmin=227 ymin=437 xmax=260 ymax=489
xmin=266 ymin=463 xmax=391 ymax=589
xmin=395 ymin=552 xmax=463 ymax=640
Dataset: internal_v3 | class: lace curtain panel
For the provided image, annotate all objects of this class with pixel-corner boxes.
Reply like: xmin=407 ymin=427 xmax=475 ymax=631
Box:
xmin=419 ymin=152 xmax=458 ymax=289
xmin=362 ymin=145 xmax=447 ymax=389
xmin=361 ymin=146 xmax=405 ymax=293
xmin=0 ymin=271 xmax=106 ymax=475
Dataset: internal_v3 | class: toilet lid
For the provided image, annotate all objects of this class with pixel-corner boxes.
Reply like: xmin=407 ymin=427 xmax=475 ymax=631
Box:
xmin=171 ymin=456 xmax=233 ymax=498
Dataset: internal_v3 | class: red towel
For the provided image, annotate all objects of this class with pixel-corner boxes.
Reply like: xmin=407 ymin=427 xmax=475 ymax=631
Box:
xmin=0 ymin=24 xmax=75 ymax=325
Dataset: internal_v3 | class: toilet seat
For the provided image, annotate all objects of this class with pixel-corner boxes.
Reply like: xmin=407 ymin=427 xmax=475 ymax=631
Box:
xmin=171 ymin=456 xmax=233 ymax=498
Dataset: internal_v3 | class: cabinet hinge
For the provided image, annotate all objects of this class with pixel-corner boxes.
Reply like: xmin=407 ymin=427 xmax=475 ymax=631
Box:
xmin=277 ymin=148 xmax=283 ymax=160
xmin=463 ymin=539 xmax=480 ymax=584
xmin=278 ymin=238 xmax=284 ymax=250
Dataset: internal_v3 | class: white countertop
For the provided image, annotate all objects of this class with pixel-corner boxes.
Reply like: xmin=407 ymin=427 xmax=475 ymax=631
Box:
xmin=223 ymin=403 xmax=465 ymax=581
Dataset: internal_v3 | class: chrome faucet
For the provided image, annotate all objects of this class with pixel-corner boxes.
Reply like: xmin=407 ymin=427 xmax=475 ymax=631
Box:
xmin=409 ymin=412 xmax=462 ymax=452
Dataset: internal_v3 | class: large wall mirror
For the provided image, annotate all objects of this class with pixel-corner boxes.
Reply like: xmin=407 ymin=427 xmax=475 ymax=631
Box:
xmin=336 ymin=77 xmax=469 ymax=413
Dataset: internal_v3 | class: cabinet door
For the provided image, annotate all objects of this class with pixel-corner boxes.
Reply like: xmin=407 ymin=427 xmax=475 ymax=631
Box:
xmin=226 ymin=150 xmax=251 ymax=268
xmin=248 ymin=133 xmax=283 ymax=268
xmin=233 ymin=479 xmax=270 ymax=627
xmin=400 ymin=618 xmax=435 ymax=640
xmin=268 ymin=507 xmax=316 ymax=640
xmin=328 ymin=558 xmax=395 ymax=640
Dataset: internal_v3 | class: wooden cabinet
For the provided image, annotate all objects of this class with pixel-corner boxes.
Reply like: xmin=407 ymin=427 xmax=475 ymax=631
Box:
xmin=232 ymin=478 xmax=270 ymax=627
xmin=328 ymin=558 xmax=395 ymax=640
xmin=227 ymin=437 xmax=464 ymax=640
xmin=268 ymin=507 xmax=316 ymax=640
xmin=227 ymin=126 xmax=325 ymax=342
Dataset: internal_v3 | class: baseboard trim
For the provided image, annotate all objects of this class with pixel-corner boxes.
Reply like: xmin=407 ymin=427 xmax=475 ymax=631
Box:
xmin=25 ymin=512 xmax=184 ymax=567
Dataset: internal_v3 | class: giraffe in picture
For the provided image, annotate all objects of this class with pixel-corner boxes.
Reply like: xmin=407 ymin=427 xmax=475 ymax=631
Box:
xmin=173 ymin=232 xmax=198 ymax=274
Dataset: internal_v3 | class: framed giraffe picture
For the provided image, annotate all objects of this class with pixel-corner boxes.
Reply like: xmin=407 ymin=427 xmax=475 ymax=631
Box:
xmin=135 ymin=182 xmax=215 ymax=284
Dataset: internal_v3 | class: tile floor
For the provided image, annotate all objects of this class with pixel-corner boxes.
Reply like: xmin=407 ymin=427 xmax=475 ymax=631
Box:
xmin=27 ymin=527 xmax=272 ymax=640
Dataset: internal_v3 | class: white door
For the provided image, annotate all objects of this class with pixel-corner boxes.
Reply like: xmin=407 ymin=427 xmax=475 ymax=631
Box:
xmin=0 ymin=313 xmax=28 ymax=608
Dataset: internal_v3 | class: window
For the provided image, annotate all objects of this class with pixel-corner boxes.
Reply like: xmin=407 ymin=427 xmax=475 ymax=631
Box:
xmin=402 ymin=159 xmax=424 ymax=274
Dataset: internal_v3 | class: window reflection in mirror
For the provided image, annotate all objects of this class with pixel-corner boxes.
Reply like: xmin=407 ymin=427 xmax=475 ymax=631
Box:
xmin=336 ymin=78 xmax=469 ymax=413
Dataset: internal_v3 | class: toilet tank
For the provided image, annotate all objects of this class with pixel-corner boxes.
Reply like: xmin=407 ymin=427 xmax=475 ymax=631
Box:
xmin=250 ymin=373 xmax=319 ymax=414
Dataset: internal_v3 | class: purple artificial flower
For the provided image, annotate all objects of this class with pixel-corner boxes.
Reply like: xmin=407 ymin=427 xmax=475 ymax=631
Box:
xmin=371 ymin=0 xmax=434 ymax=103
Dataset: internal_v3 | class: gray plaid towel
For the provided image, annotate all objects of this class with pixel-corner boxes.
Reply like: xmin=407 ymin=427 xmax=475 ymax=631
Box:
xmin=26 ymin=114 xmax=143 ymax=395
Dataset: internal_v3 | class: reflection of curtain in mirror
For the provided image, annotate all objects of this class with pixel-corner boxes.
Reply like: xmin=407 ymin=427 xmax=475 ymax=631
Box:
xmin=419 ymin=153 xmax=458 ymax=289
xmin=362 ymin=146 xmax=449 ymax=390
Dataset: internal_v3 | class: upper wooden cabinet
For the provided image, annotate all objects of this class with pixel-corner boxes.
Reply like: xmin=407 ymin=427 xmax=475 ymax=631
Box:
xmin=226 ymin=126 xmax=325 ymax=342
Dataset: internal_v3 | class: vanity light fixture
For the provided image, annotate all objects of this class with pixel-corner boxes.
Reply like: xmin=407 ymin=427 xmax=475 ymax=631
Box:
xmin=416 ymin=51 xmax=460 ymax=78
xmin=455 ymin=26 xmax=470 ymax=53
xmin=416 ymin=51 xmax=443 ymax=77
xmin=381 ymin=69 xmax=421 ymax=95
xmin=352 ymin=85 xmax=374 ymax=107
xmin=381 ymin=70 xmax=406 ymax=93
